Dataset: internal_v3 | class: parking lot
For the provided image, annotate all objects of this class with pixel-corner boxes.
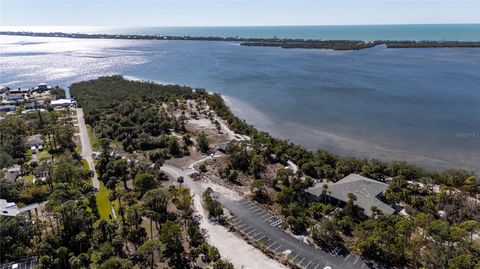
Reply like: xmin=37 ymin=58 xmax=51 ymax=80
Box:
xmin=224 ymin=198 xmax=369 ymax=269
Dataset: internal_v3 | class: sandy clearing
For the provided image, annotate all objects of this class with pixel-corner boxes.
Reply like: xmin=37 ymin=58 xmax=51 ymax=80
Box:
xmin=201 ymin=181 xmax=243 ymax=201
xmin=192 ymin=195 xmax=288 ymax=269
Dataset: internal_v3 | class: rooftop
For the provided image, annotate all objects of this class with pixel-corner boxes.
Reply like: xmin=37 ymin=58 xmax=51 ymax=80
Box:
xmin=307 ymin=174 xmax=395 ymax=216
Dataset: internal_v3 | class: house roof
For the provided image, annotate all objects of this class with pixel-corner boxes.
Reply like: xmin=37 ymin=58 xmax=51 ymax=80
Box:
xmin=51 ymin=99 xmax=75 ymax=106
xmin=0 ymin=199 xmax=39 ymax=217
xmin=27 ymin=134 xmax=43 ymax=146
xmin=3 ymin=165 xmax=21 ymax=182
xmin=307 ymin=174 xmax=395 ymax=216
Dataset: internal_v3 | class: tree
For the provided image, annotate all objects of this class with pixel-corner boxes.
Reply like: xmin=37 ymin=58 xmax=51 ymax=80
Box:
xmin=213 ymin=259 xmax=234 ymax=269
xmin=196 ymin=132 xmax=209 ymax=153
xmin=0 ymin=151 xmax=14 ymax=169
xmin=199 ymin=163 xmax=207 ymax=173
xmin=177 ymin=176 xmax=184 ymax=187
xmin=138 ymin=239 xmax=164 ymax=269
xmin=174 ymin=187 xmax=193 ymax=226
xmin=159 ymin=221 xmax=184 ymax=260
xmin=0 ymin=216 xmax=40 ymax=263
xmin=134 ymin=173 xmax=157 ymax=196
xmin=248 ymin=154 xmax=265 ymax=178
xmin=168 ymin=137 xmax=181 ymax=157
xmin=251 ymin=179 xmax=268 ymax=203
xmin=0 ymin=116 xmax=27 ymax=159
xmin=142 ymin=189 xmax=171 ymax=237
xmin=203 ymin=188 xmax=223 ymax=219
xmin=312 ymin=218 xmax=341 ymax=249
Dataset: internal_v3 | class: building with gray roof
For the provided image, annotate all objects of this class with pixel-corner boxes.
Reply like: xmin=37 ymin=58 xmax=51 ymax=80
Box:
xmin=306 ymin=174 xmax=395 ymax=216
xmin=0 ymin=199 xmax=39 ymax=217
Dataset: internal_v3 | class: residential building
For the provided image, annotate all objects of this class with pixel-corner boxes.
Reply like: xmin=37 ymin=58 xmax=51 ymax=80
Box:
xmin=306 ymin=173 xmax=395 ymax=216
xmin=0 ymin=199 xmax=39 ymax=217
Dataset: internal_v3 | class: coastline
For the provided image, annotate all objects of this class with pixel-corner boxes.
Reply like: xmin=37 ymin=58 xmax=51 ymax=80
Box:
xmin=222 ymin=94 xmax=480 ymax=174
xmin=116 ymin=76 xmax=478 ymax=174
xmin=2 ymin=31 xmax=480 ymax=51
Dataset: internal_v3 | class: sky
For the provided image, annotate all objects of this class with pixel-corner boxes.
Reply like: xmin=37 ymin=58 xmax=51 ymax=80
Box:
xmin=0 ymin=0 xmax=479 ymax=26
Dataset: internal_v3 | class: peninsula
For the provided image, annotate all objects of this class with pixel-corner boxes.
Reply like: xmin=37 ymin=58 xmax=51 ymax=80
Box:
xmin=2 ymin=31 xmax=480 ymax=50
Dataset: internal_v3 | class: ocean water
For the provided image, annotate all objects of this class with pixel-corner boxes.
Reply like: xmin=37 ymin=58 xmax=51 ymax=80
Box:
xmin=1 ymin=24 xmax=480 ymax=41
xmin=1 ymin=35 xmax=479 ymax=173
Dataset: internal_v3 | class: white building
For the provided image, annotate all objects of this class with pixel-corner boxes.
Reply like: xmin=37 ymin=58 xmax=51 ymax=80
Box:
xmin=0 ymin=199 xmax=39 ymax=217
xmin=50 ymin=98 xmax=76 ymax=107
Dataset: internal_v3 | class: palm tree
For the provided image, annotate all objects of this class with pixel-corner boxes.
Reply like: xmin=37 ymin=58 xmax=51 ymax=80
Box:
xmin=177 ymin=176 xmax=184 ymax=188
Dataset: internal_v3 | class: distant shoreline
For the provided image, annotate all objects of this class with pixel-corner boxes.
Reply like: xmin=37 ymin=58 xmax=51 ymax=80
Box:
xmin=2 ymin=31 xmax=480 ymax=50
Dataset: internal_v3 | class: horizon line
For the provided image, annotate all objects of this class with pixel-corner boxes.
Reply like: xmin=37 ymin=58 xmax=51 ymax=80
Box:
xmin=1 ymin=22 xmax=480 ymax=28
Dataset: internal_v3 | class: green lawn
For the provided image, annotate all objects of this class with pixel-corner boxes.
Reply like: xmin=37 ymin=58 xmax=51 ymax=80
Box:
xmin=23 ymin=174 xmax=34 ymax=184
xmin=37 ymin=150 xmax=52 ymax=162
xmin=86 ymin=124 xmax=99 ymax=151
xmin=81 ymin=159 xmax=91 ymax=172
xmin=96 ymin=181 xmax=112 ymax=220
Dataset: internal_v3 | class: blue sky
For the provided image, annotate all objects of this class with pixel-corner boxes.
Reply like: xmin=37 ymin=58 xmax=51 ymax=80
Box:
xmin=1 ymin=0 xmax=479 ymax=26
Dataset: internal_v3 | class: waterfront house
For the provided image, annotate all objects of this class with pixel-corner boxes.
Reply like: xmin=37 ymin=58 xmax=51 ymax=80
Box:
xmin=9 ymin=88 xmax=29 ymax=95
xmin=50 ymin=98 xmax=76 ymax=107
xmin=0 ymin=199 xmax=39 ymax=217
xmin=0 ymin=105 xmax=17 ymax=112
xmin=34 ymin=83 xmax=50 ymax=92
xmin=5 ymin=95 xmax=25 ymax=104
xmin=306 ymin=174 xmax=395 ymax=216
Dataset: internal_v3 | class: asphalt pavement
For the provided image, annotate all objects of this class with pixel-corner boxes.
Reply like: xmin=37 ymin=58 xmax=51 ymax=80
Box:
xmin=160 ymin=164 xmax=370 ymax=269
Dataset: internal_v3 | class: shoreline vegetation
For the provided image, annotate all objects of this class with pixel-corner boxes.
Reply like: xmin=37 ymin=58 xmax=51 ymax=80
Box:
xmin=71 ymin=76 xmax=478 ymax=192
xmin=69 ymin=76 xmax=479 ymax=268
xmin=2 ymin=31 xmax=480 ymax=50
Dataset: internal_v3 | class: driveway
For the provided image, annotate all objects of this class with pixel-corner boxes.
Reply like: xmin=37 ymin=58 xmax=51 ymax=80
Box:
xmin=160 ymin=164 xmax=369 ymax=269
xmin=76 ymin=108 xmax=100 ymax=189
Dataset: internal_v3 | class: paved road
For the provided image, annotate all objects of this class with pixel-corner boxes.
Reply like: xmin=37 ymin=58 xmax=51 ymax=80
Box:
xmin=76 ymin=108 xmax=100 ymax=189
xmin=160 ymin=164 xmax=368 ymax=269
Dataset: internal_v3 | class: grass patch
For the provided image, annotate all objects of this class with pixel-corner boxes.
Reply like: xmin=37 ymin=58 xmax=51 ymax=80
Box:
xmin=37 ymin=150 xmax=52 ymax=162
xmin=23 ymin=174 xmax=34 ymax=184
xmin=259 ymin=237 xmax=269 ymax=246
xmin=86 ymin=124 xmax=99 ymax=151
xmin=96 ymin=181 xmax=112 ymax=220
xmin=81 ymin=159 xmax=91 ymax=172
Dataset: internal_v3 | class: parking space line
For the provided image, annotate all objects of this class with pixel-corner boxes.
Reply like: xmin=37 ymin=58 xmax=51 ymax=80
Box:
xmin=240 ymin=225 xmax=252 ymax=232
xmin=252 ymin=232 xmax=262 ymax=239
xmin=240 ymin=200 xmax=250 ymax=205
xmin=250 ymin=208 xmax=263 ymax=213
xmin=267 ymin=242 xmax=277 ymax=249
xmin=237 ymin=222 xmax=247 ymax=227
xmin=354 ymin=256 xmax=360 ymax=264
xmin=245 ymin=204 xmax=257 ymax=209
xmin=262 ymin=214 xmax=273 ymax=220
xmin=344 ymin=252 xmax=352 ymax=261
xmin=242 ymin=227 xmax=254 ymax=233
xmin=362 ymin=263 xmax=366 ymax=268
xmin=314 ymin=264 xmax=319 ymax=269
xmin=257 ymin=212 xmax=269 ymax=218
xmin=293 ymin=255 xmax=302 ymax=263
xmin=246 ymin=229 xmax=257 ymax=236
xmin=272 ymin=245 xmax=282 ymax=252
xmin=298 ymin=257 xmax=305 ymax=265
xmin=256 ymin=211 xmax=268 ymax=216
xmin=232 ymin=219 xmax=242 ymax=225
xmin=265 ymin=216 xmax=275 ymax=222
xmin=290 ymin=254 xmax=299 ymax=261
xmin=305 ymin=260 xmax=312 ymax=268
xmin=255 ymin=235 xmax=266 ymax=241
